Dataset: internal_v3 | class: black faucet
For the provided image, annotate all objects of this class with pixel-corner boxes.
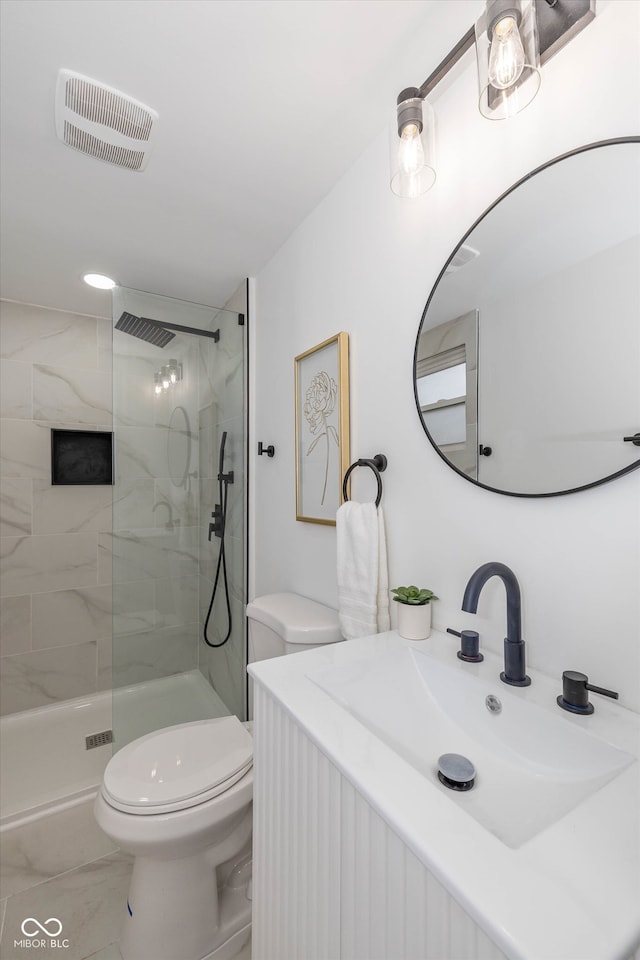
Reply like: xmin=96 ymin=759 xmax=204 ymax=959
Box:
xmin=461 ymin=562 xmax=531 ymax=687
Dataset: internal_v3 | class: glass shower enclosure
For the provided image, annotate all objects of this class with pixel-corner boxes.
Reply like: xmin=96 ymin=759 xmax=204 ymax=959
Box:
xmin=110 ymin=285 xmax=246 ymax=747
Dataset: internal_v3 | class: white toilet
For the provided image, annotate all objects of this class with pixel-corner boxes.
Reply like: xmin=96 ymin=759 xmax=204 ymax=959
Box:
xmin=94 ymin=593 xmax=342 ymax=960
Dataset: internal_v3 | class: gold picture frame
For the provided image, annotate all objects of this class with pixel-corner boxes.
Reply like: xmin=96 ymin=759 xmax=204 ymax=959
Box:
xmin=295 ymin=332 xmax=350 ymax=524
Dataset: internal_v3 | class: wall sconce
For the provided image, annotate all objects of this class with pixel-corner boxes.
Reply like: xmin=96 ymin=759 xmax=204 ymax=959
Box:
xmin=390 ymin=89 xmax=436 ymax=198
xmin=391 ymin=0 xmax=595 ymax=195
xmin=476 ymin=0 xmax=541 ymax=119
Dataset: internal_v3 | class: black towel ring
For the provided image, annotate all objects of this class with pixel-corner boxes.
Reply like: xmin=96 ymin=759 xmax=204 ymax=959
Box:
xmin=342 ymin=454 xmax=388 ymax=507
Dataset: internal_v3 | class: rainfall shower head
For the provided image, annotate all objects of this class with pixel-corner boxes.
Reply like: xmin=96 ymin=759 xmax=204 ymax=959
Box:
xmin=115 ymin=311 xmax=175 ymax=347
xmin=115 ymin=311 xmax=220 ymax=347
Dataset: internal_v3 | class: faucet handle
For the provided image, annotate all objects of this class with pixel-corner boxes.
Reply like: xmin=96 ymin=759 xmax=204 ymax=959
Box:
xmin=557 ymin=670 xmax=619 ymax=715
xmin=446 ymin=627 xmax=483 ymax=663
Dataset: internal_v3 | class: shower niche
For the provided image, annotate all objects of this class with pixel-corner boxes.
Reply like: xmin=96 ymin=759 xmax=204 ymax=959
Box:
xmin=51 ymin=428 xmax=114 ymax=485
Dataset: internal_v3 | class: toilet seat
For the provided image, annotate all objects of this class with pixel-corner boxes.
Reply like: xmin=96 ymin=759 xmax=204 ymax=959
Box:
xmin=102 ymin=716 xmax=253 ymax=815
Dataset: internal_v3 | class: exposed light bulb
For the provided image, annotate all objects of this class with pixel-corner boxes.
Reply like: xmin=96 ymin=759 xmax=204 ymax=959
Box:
xmin=161 ymin=366 xmax=170 ymax=390
xmin=488 ymin=15 xmax=525 ymax=90
xmin=154 ymin=373 xmax=162 ymax=395
xmin=168 ymin=360 xmax=179 ymax=384
xmin=398 ymin=123 xmax=425 ymax=177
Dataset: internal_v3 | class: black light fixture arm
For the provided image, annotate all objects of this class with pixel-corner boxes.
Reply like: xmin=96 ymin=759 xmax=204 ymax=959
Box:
xmin=417 ymin=26 xmax=476 ymax=100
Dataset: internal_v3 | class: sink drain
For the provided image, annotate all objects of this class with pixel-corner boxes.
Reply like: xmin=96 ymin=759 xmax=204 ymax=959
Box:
xmin=437 ymin=753 xmax=476 ymax=792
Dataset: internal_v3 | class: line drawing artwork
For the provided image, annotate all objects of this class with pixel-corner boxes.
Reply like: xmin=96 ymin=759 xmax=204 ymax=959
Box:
xmin=295 ymin=331 xmax=348 ymax=525
xmin=304 ymin=370 xmax=338 ymax=505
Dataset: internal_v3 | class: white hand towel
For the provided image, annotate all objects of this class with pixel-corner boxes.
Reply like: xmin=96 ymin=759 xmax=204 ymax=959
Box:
xmin=376 ymin=505 xmax=390 ymax=633
xmin=337 ymin=501 xmax=390 ymax=640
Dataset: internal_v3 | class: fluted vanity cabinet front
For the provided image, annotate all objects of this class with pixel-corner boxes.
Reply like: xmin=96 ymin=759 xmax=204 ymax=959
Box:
xmin=251 ymin=684 xmax=506 ymax=960
xmin=251 ymin=684 xmax=341 ymax=960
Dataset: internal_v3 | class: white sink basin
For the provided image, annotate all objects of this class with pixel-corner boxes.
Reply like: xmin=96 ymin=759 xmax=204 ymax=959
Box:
xmin=308 ymin=645 xmax=635 ymax=847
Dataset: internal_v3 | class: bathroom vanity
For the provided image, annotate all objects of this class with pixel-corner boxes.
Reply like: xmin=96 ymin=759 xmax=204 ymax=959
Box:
xmin=248 ymin=630 xmax=640 ymax=960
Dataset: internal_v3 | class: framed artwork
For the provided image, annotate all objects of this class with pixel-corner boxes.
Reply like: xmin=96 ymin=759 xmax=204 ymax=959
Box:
xmin=51 ymin=429 xmax=114 ymax=485
xmin=295 ymin=332 xmax=349 ymax=524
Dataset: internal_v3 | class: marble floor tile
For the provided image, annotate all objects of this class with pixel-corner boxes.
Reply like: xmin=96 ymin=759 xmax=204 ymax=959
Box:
xmin=0 ymin=851 xmax=132 ymax=960
xmin=232 ymin=935 xmax=252 ymax=960
xmin=84 ymin=944 xmax=123 ymax=960
xmin=0 ymin=799 xmax=118 ymax=900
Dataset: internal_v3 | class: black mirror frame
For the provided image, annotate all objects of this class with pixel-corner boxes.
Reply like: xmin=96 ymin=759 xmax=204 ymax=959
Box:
xmin=413 ymin=137 xmax=640 ymax=498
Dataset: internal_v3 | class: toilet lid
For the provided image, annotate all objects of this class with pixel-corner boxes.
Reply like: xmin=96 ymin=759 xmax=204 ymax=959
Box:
xmin=102 ymin=716 xmax=253 ymax=812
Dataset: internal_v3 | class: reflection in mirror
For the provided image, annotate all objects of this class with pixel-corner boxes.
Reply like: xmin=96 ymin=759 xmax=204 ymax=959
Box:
xmin=416 ymin=310 xmax=477 ymax=478
xmin=414 ymin=139 xmax=640 ymax=496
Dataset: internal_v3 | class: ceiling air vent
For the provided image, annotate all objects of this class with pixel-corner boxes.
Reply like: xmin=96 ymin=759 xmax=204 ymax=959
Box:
xmin=444 ymin=244 xmax=480 ymax=277
xmin=55 ymin=69 xmax=158 ymax=171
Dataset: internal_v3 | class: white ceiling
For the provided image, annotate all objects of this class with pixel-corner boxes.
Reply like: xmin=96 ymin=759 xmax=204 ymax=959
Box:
xmin=0 ymin=0 xmax=480 ymax=317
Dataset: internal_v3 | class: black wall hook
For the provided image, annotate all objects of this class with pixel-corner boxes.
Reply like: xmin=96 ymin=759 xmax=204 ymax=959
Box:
xmin=258 ymin=442 xmax=275 ymax=458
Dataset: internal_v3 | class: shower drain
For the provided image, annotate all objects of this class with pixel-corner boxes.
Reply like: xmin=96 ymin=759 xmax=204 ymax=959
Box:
xmin=85 ymin=729 xmax=113 ymax=750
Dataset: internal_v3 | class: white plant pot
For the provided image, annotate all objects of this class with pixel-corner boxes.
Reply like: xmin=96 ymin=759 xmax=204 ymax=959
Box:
xmin=396 ymin=602 xmax=432 ymax=641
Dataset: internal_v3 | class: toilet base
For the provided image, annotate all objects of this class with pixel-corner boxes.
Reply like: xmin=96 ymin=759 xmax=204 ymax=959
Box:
xmin=119 ymin=833 xmax=252 ymax=960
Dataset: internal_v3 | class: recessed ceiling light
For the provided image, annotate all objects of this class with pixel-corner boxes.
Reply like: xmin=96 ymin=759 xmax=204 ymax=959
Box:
xmin=83 ymin=273 xmax=116 ymax=290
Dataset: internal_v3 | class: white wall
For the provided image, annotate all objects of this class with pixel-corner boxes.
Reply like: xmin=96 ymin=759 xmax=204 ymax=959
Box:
xmin=479 ymin=234 xmax=640 ymax=492
xmin=252 ymin=1 xmax=640 ymax=710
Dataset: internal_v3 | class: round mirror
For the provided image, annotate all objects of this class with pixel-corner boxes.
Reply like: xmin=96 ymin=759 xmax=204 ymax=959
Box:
xmin=414 ymin=138 xmax=640 ymax=497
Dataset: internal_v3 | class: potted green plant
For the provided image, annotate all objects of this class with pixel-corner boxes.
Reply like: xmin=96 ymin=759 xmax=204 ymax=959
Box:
xmin=391 ymin=585 xmax=438 ymax=640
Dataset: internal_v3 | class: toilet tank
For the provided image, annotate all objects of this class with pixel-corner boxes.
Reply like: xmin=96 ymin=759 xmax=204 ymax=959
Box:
xmin=247 ymin=593 xmax=342 ymax=664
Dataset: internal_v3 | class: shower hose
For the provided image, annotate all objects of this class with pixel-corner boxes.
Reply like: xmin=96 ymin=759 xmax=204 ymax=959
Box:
xmin=203 ymin=431 xmax=233 ymax=648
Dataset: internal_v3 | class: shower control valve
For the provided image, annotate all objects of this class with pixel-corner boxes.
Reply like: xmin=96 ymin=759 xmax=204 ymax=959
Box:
xmin=209 ymin=505 xmax=223 ymax=540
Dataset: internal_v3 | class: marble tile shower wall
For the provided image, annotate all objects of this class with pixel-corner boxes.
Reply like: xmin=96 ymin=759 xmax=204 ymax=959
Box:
xmin=0 ymin=297 xmax=245 ymax=720
xmin=0 ymin=300 xmax=113 ymax=715
xmin=197 ymin=315 xmax=245 ymax=720
xmin=110 ymin=331 xmax=201 ymax=690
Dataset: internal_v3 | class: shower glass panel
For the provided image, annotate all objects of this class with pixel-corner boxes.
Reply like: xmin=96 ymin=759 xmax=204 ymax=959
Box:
xmin=110 ymin=285 xmax=246 ymax=749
